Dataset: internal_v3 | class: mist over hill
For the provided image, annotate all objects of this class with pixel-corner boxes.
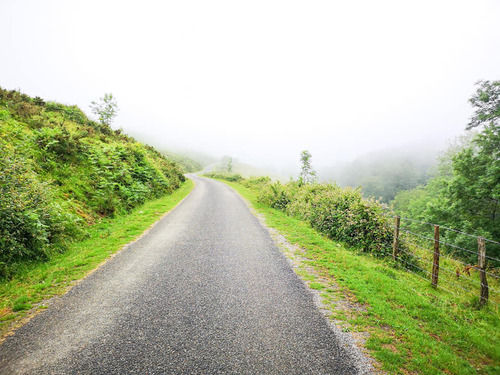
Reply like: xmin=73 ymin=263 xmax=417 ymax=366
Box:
xmin=317 ymin=142 xmax=442 ymax=203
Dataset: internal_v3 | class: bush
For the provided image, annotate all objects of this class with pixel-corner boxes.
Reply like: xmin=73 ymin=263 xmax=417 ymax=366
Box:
xmin=0 ymin=150 xmax=82 ymax=277
xmin=34 ymin=126 xmax=81 ymax=161
xmin=246 ymin=177 xmax=393 ymax=256
xmin=0 ymin=87 xmax=188 ymax=276
xmin=203 ymin=171 xmax=243 ymax=182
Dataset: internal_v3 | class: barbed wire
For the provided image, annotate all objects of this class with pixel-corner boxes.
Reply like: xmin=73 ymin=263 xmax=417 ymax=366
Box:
xmin=398 ymin=238 xmax=500 ymax=280
xmin=395 ymin=258 xmax=499 ymax=308
xmin=439 ymin=239 xmax=500 ymax=262
xmin=399 ymin=216 xmax=436 ymax=227
xmin=385 ymin=214 xmax=500 ymax=247
xmin=397 ymin=258 xmax=470 ymax=294
xmin=484 ymin=238 xmax=500 ymax=246
xmin=397 ymin=228 xmax=436 ymax=243
xmin=395 ymin=247 xmax=500 ymax=294
xmin=379 ymin=214 xmax=499 ymax=308
xmin=438 ymin=224 xmax=488 ymax=240
xmin=391 ymin=226 xmax=500 ymax=263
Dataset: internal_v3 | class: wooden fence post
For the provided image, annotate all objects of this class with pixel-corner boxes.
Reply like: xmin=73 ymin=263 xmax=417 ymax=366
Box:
xmin=393 ymin=216 xmax=400 ymax=261
xmin=477 ymin=237 xmax=489 ymax=307
xmin=431 ymin=225 xmax=440 ymax=288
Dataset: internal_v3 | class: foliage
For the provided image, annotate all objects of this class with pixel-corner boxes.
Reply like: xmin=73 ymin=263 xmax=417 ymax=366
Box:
xmin=260 ymin=180 xmax=392 ymax=255
xmin=448 ymin=126 xmax=499 ymax=239
xmin=213 ymin=174 xmax=393 ymax=256
xmin=467 ymin=80 xmax=500 ymax=130
xmin=0 ymin=146 xmax=83 ymax=276
xmin=393 ymin=83 xmax=500 ymax=263
xmin=0 ymin=180 xmax=194 ymax=337
xmin=90 ymin=93 xmax=118 ymax=126
xmin=320 ymin=147 xmax=437 ymax=203
xmin=0 ymin=87 xmax=186 ymax=277
xmin=299 ymin=150 xmax=316 ymax=184
xmin=203 ymin=171 xmax=243 ymax=182
xmin=161 ymin=151 xmax=203 ymax=173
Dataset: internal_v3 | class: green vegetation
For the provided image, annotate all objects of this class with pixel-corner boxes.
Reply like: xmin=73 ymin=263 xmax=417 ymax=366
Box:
xmin=203 ymin=171 xmax=243 ymax=182
xmin=215 ymin=177 xmax=499 ymax=374
xmin=90 ymin=93 xmax=118 ymax=126
xmin=161 ymin=151 xmax=203 ymax=173
xmin=393 ymin=80 xmax=500 ymax=262
xmin=0 ymin=180 xmax=194 ymax=337
xmin=227 ymin=175 xmax=393 ymax=256
xmin=0 ymin=87 xmax=186 ymax=278
xmin=319 ymin=146 xmax=437 ymax=203
xmin=299 ymin=150 xmax=316 ymax=184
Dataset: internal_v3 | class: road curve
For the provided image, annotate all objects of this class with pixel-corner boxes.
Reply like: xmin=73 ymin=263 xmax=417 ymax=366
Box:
xmin=0 ymin=175 xmax=367 ymax=374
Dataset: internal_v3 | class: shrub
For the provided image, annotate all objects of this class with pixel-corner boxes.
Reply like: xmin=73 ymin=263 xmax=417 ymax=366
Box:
xmin=34 ymin=126 xmax=81 ymax=161
xmin=0 ymin=149 xmax=82 ymax=277
xmin=0 ymin=87 xmax=187 ymax=275
xmin=203 ymin=171 xmax=243 ymax=182
xmin=254 ymin=179 xmax=393 ymax=256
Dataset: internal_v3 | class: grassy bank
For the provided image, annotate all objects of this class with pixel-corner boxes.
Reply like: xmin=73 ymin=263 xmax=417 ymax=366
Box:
xmin=0 ymin=179 xmax=194 ymax=340
xmin=221 ymin=179 xmax=499 ymax=375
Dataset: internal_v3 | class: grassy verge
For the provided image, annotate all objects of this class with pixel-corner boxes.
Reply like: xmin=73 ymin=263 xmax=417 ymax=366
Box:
xmin=221 ymin=179 xmax=499 ymax=375
xmin=0 ymin=179 xmax=194 ymax=339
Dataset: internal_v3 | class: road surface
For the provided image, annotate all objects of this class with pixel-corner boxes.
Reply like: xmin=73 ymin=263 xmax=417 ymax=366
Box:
xmin=0 ymin=175 xmax=370 ymax=374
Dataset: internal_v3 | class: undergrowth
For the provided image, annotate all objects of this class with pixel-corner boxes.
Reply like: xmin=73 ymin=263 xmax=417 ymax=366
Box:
xmin=0 ymin=179 xmax=194 ymax=339
xmin=0 ymin=87 xmax=185 ymax=277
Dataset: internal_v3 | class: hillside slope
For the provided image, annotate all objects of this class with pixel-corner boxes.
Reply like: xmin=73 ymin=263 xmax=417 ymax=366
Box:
xmin=0 ymin=88 xmax=186 ymax=277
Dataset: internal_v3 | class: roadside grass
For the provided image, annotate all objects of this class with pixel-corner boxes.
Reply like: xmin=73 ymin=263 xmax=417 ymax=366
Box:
xmin=0 ymin=179 xmax=194 ymax=340
xmin=221 ymin=179 xmax=500 ymax=375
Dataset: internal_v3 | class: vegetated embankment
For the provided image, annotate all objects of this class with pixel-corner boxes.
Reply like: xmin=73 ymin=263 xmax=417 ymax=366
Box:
xmin=0 ymin=88 xmax=194 ymax=336
xmin=0 ymin=87 xmax=186 ymax=278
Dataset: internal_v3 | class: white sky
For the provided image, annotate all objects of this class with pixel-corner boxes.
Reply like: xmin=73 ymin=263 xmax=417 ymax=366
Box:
xmin=2 ymin=0 xmax=499 ymax=172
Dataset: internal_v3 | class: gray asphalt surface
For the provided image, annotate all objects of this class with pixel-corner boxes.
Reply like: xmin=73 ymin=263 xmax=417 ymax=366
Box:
xmin=0 ymin=175 xmax=365 ymax=374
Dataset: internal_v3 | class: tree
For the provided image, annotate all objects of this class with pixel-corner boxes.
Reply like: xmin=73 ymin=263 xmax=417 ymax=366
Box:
xmin=90 ymin=93 xmax=118 ymax=126
xmin=447 ymin=126 xmax=499 ymax=239
xmin=299 ymin=150 xmax=316 ymax=184
xmin=393 ymin=81 xmax=500 ymax=261
xmin=467 ymin=80 xmax=500 ymax=130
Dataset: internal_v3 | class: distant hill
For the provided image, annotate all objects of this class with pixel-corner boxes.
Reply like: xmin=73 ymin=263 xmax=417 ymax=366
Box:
xmin=0 ymin=87 xmax=186 ymax=276
xmin=204 ymin=157 xmax=284 ymax=180
xmin=318 ymin=144 xmax=441 ymax=203
xmin=160 ymin=149 xmax=217 ymax=173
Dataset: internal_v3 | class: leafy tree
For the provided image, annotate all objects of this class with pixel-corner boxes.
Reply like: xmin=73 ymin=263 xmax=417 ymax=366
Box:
xmin=393 ymin=81 xmax=500 ymax=260
xmin=447 ymin=126 xmax=499 ymax=240
xmin=299 ymin=150 xmax=316 ymax=184
xmin=219 ymin=155 xmax=233 ymax=173
xmin=90 ymin=93 xmax=118 ymax=126
xmin=467 ymin=80 xmax=500 ymax=130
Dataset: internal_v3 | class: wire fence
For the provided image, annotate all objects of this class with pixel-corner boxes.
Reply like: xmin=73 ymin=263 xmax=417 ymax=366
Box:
xmin=388 ymin=215 xmax=499 ymax=310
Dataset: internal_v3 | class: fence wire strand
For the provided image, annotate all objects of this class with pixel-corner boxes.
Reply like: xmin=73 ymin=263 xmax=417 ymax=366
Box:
xmin=398 ymin=238 xmax=500 ymax=280
xmin=396 ymin=248 xmax=500 ymax=295
xmin=386 ymin=214 xmax=499 ymax=308
xmin=391 ymin=224 xmax=500 ymax=263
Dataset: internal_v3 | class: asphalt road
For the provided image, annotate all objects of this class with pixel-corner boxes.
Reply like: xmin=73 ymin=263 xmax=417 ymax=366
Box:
xmin=0 ymin=175 xmax=369 ymax=374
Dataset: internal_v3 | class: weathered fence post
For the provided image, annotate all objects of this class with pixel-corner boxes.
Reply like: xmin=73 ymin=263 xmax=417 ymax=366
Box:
xmin=393 ymin=216 xmax=400 ymax=261
xmin=477 ymin=237 xmax=489 ymax=307
xmin=431 ymin=225 xmax=440 ymax=287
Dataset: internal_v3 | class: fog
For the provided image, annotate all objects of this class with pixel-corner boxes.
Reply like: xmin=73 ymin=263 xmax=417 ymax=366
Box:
xmin=2 ymin=0 xmax=500 ymax=175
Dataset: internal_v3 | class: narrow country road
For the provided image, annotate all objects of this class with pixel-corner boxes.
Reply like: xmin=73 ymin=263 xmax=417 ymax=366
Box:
xmin=0 ymin=176 xmax=369 ymax=374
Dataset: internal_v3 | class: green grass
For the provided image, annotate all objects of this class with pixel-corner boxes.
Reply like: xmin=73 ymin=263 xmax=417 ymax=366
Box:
xmin=0 ymin=179 xmax=194 ymax=339
xmin=221 ymin=179 xmax=500 ymax=375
